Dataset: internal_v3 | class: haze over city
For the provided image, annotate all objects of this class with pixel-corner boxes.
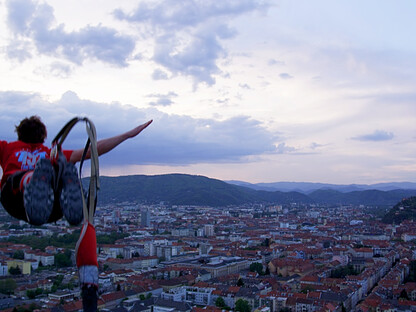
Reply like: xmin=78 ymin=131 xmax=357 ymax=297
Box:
xmin=0 ymin=0 xmax=415 ymax=185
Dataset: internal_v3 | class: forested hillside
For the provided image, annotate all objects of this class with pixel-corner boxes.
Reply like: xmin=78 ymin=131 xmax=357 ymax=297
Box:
xmin=91 ymin=174 xmax=416 ymax=207
xmin=382 ymin=197 xmax=416 ymax=224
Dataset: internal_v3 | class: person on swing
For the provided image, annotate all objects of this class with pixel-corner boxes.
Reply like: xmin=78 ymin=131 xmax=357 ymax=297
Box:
xmin=0 ymin=116 xmax=152 ymax=226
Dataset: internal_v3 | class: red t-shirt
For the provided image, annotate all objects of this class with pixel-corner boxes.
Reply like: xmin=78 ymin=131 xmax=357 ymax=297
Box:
xmin=0 ymin=140 xmax=73 ymax=187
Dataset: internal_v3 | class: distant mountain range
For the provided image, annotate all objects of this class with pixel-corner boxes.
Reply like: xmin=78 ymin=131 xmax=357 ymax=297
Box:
xmin=226 ymin=180 xmax=416 ymax=193
xmin=93 ymin=174 xmax=416 ymax=207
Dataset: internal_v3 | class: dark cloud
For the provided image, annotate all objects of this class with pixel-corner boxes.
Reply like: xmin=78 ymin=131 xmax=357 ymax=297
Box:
xmin=239 ymin=83 xmax=251 ymax=89
xmin=32 ymin=61 xmax=73 ymax=78
xmin=309 ymin=142 xmax=323 ymax=150
xmin=114 ymin=0 xmax=271 ymax=86
xmin=48 ymin=62 xmax=72 ymax=78
xmin=352 ymin=130 xmax=394 ymax=142
xmin=152 ymin=69 xmax=169 ymax=80
xmin=114 ymin=0 xmax=270 ymax=29
xmin=0 ymin=91 xmax=277 ymax=167
xmin=6 ymin=0 xmax=37 ymax=34
xmin=4 ymin=0 xmax=271 ymax=85
xmin=279 ymin=73 xmax=293 ymax=79
xmin=6 ymin=41 xmax=32 ymax=62
xmin=276 ymin=142 xmax=296 ymax=154
xmin=5 ymin=0 xmax=135 ymax=66
xmin=147 ymin=92 xmax=178 ymax=107
xmin=149 ymin=98 xmax=174 ymax=107
xmin=268 ymin=58 xmax=285 ymax=66
xmin=152 ymin=28 xmax=226 ymax=87
xmin=141 ymin=114 xmax=277 ymax=165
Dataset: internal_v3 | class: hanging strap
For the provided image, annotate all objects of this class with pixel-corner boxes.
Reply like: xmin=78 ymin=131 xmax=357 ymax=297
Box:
xmin=78 ymin=119 xmax=99 ymax=223
xmin=51 ymin=117 xmax=82 ymax=150
xmin=53 ymin=117 xmax=100 ymax=311
xmin=52 ymin=117 xmax=100 ymax=223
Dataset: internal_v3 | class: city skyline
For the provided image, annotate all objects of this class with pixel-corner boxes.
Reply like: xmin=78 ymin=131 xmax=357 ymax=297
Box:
xmin=0 ymin=0 xmax=415 ymax=185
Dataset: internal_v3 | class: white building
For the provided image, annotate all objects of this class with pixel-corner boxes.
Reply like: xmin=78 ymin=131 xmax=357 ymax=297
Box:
xmin=0 ymin=262 xmax=8 ymax=276
xmin=204 ymin=224 xmax=214 ymax=237
xmin=24 ymin=251 xmax=54 ymax=266
xmin=141 ymin=208 xmax=151 ymax=227
xmin=402 ymin=233 xmax=416 ymax=242
xmin=161 ymin=286 xmax=214 ymax=306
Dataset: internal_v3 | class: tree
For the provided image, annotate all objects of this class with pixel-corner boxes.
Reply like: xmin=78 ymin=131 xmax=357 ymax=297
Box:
xmin=301 ymin=285 xmax=315 ymax=294
xmin=53 ymin=274 xmax=64 ymax=291
xmin=399 ymin=289 xmax=409 ymax=300
xmin=0 ymin=279 xmax=17 ymax=294
xmin=261 ymin=238 xmax=271 ymax=247
xmin=215 ymin=296 xmax=226 ymax=308
xmin=215 ymin=296 xmax=230 ymax=310
xmin=405 ymin=260 xmax=416 ymax=282
xmin=9 ymin=265 xmax=21 ymax=275
xmin=12 ymin=304 xmax=40 ymax=312
xmin=264 ymin=267 xmax=270 ymax=275
xmin=235 ymin=299 xmax=251 ymax=312
xmin=8 ymin=231 xmax=127 ymax=252
xmin=237 ymin=278 xmax=244 ymax=287
xmin=330 ymin=264 xmax=359 ymax=278
xmin=55 ymin=251 xmax=72 ymax=268
xmin=12 ymin=250 xmax=24 ymax=260
xmin=66 ymin=281 xmax=74 ymax=290
xmin=249 ymin=262 xmax=263 ymax=275
xmin=27 ymin=290 xmax=36 ymax=299
xmin=139 ymin=294 xmax=146 ymax=300
xmin=36 ymin=288 xmax=43 ymax=296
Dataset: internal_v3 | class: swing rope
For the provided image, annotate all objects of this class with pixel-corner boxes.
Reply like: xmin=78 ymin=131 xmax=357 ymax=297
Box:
xmin=52 ymin=117 xmax=100 ymax=220
xmin=52 ymin=117 xmax=100 ymax=312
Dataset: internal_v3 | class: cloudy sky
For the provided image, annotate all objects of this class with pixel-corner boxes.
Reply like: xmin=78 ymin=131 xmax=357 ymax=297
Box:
xmin=0 ymin=0 xmax=415 ymax=185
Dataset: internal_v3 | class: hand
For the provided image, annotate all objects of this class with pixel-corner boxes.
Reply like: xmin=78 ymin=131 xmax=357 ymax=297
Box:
xmin=127 ymin=120 xmax=153 ymax=139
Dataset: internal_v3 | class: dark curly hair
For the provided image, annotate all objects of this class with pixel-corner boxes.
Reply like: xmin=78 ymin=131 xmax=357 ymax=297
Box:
xmin=15 ymin=116 xmax=47 ymax=144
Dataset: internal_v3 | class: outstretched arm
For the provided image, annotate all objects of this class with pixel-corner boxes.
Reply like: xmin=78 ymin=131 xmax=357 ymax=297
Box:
xmin=69 ymin=120 xmax=153 ymax=163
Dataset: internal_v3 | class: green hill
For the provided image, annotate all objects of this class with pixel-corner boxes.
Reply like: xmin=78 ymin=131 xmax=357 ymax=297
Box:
xmin=94 ymin=174 xmax=310 ymax=206
xmin=382 ymin=196 xmax=416 ymax=224
xmin=89 ymin=174 xmax=416 ymax=207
